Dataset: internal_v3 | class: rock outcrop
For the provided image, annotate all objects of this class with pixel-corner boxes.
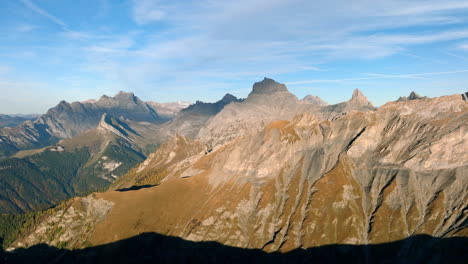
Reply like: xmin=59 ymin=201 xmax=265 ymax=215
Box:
xmin=397 ymin=91 xmax=428 ymax=102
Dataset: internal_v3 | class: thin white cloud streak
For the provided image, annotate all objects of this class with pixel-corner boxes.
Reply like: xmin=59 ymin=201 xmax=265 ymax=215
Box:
xmin=16 ymin=24 xmax=39 ymax=32
xmin=459 ymin=43 xmax=468 ymax=50
xmin=132 ymin=0 xmax=165 ymax=24
xmin=19 ymin=0 xmax=67 ymax=28
xmin=386 ymin=2 xmax=468 ymax=16
xmin=445 ymin=52 xmax=468 ymax=61
xmin=287 ymin=70 xmax=468 ymax=85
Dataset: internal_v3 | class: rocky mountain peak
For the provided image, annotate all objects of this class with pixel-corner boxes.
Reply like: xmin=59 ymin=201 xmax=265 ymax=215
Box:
xmin=115 ymin=91 xmax=136 ymax=100
xmin=350 ymin=89 xmax=373 ymax=106
xmin=302 ymin=95 xmax=328 ymax=106
xmin=249 ymin=77 xmax=289 ymax=96
xmin=220 ymin=93 xmax=238 ymax=103
xmin=97 ymin=91 xmax=139 ymax=105
xmin=408 ymin=91 xmax=421 ymax=100
xmin=351 ymin=88 xmax=364 ymax=100
xmin=397 ymin=91 xmax=427 ymax=102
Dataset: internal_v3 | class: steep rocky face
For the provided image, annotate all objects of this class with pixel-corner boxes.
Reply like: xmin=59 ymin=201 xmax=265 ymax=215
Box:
xmin=0 ymin=92 xmax=162 ymax=158
xmin=110 ymin=135 xmax=206 ymax=190
xmin=350 ymin=89 xmax=373 ymax=107
xmin=249 ymin=77 xmax=289 ymax=95
xmin=10 ymin=92 xmax=467 ymax=254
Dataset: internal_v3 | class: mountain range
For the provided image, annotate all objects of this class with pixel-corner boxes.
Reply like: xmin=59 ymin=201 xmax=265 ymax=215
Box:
xmin=0 ymin=78 xmax=467 ymax=263
xmin=0 ymin=92 xmax=190 ymax=213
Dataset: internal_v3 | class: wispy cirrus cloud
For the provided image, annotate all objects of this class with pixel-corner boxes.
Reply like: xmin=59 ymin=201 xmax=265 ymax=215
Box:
xmin=459 ymin=43 xmax=468 ymax=50
xmin=16 ymin=24 xmax=39 ymax=32
xmin=132 ymin=0 xmax=166 ymax=25
xmin=19 ymin=0 xmax=67 ymax=28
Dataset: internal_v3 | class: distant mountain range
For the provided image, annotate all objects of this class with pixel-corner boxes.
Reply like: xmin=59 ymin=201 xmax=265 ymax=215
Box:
xmin=0 ymin=92 xmax=192 ymax=213
xmin=0 ymin=115 xmax=36 ymax=128
xmin=1 ymin=78 xmax=467 ymax=262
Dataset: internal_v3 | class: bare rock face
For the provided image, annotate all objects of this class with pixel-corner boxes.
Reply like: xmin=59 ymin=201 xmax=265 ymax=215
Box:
xmin=11 ymin=92 xmax=467 ymax=256
xmin=348 ymin=89 xmax=374 ymax=108
xmin=110 ymin=134 xmax=206 ymax=190
xmin=249 ymin=77 xmax=289 ymax=95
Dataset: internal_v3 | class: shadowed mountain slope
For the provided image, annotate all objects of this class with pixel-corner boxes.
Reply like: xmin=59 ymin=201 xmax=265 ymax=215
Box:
xmin=4 ymin=233 xmax=467 ymax=264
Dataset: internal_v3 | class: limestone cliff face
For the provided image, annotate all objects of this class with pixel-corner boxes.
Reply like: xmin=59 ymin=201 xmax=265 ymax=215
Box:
xmin=11 ymin=92 xmax=467 ymax=253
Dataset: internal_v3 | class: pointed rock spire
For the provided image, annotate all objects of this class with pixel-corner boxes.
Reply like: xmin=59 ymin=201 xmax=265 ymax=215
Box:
xmin=350 ymin=89 xmax=373 ymax=107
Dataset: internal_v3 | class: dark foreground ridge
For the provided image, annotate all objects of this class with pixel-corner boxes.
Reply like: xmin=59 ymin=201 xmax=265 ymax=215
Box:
xmin=2 ymin=233 xmax=467 ymax=264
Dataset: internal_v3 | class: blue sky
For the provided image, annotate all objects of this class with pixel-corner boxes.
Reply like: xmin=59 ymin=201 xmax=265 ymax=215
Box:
xmin=1 ymin=0 xmax=468 ymax=114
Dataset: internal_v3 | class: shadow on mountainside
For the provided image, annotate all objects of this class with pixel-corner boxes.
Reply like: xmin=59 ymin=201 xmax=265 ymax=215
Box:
xmin=2 ymin=233 xmax=467 ymax=264
xmin=116 ymin=184 xmax=158 ymax=192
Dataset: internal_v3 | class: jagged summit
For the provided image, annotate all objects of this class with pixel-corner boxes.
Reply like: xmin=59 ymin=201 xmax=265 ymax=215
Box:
xmin=397 ymin=91 xmax=427 ymax=102
xmin=98 ymin=91 xmax=139 ymax=104
xmin=220 ymin=93 xmax=238 ymax=103
xmin=115 ymin=91 xmax=136 ymax=99
xmin=249 ymin=78 xmax=289 ymax=96
xmin=408 ymin=91 xmax=421 ymax=100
